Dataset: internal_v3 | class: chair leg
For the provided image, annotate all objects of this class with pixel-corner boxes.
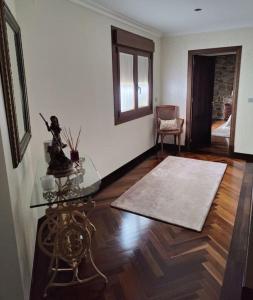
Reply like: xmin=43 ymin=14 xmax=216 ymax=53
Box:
xmin=174 ymin=135 xmax=176 ymax=147
xmin=156 ymin=133 xmax=160 ymax=145
xmin=161 ymin=134 xmax=164 ymax=153
xmin=178 ymin=134 xmax=181 ymax=153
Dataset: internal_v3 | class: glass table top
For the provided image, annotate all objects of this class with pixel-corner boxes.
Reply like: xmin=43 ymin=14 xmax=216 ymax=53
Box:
xmin=30 ymin=156 xmax=101 ymax=208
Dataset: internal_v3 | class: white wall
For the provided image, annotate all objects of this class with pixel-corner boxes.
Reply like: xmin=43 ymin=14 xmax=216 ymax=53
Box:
xmin=0 ymin=103 xmax=24 ymax=300
xmin=1 ymin=1 xmax=253 ymax=300
xmin=16 ymin=0 xmax=161 ymax=180
xmin=0 ymin=1 xmax=38 ymax=299
xmin=161 ymin=28 xmax=253 ymax=155
xmin=0 ymin=0 xmax=160 ymax=299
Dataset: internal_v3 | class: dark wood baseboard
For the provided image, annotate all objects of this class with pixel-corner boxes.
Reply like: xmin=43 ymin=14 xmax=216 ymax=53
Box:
xmin=242 ymin=288 xmax=253 ymax=299
xmin=160 ymin=143 xmax=187 ymax=152
xmin=94 ymin=142 xmax=189 ymax=192
xmin=95 ymin=143 xmax=253 ymax=193
xmin=233 ymin=152 xmax=253 ymax=162
xmin=183 ymin=144 xmax=253 ymax=160
xmin=242 ymin=164 xmax=253 ymax=299
xmin=100 ymin=145 xmax=157 ymax=190
xmin=220 ymin=163 xmax=253 ymax=300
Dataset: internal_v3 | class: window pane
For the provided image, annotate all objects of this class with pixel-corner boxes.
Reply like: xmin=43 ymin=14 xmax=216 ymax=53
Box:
xmin=119 ymin=53 xmax=135 ymax=112
xmin=138 ymin=56 xmax=149 ymax=108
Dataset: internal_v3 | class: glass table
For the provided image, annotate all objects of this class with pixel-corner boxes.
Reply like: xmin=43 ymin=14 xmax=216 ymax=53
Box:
xmin=30 ymin=156 xmax=108 ymax=297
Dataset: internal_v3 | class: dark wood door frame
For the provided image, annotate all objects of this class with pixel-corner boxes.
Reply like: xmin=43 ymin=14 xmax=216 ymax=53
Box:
xmin=186 ymin=46 xmax=242 ymax=154
xmin=191 ymin=55 xmax=216 ymax=147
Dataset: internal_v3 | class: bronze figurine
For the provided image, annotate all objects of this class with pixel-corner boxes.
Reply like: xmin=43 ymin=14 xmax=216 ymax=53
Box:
xmin=40 ymin=114 xmax=73 ymax=177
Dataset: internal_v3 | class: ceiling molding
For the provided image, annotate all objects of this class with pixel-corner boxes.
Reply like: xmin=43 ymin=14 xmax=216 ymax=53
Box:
xmin=69 ymin=0 xmax=162 ymax=38
xmin=163 ymin=25 xmax=253 ymax=38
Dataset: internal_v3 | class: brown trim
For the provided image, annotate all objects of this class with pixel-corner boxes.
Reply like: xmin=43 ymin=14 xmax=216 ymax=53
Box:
xmin=0 ymin=1 xmax=31 ymax=167
xmin=233 ymin=152 xmax=253 ymax=162
xmin=112 ymin=43 xmax=120 ymax=124
xmin=100 ymin=143 xmax=190 ymax=190
xmin=242 ymin=288 xmax=253 ymax=300
xmin=112 ymin=26 xmax=155 ymax=53
xmin=186 ymin=46 xmax=242 ymax=156
xmin=0 ymin=0 xmax=19 ymax=166
xmin=229 ymin=47 xmax=242 ymax=153
xmin=100 ymin=145 xmax=157 ymax=190
xmin=134 ymin=49 xmax=138 ymax=112
xmin=220 ymin=163 xmax=253 ymax=300
xmin=111 ymin=26 xmax=154 ymax=125
xmin=244 ymin=178 xmax=253 ymax=297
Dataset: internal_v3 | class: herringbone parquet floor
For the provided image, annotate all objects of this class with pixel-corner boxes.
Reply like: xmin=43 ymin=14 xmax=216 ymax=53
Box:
xmin=30 ymin=151 xmax=245 ymax=300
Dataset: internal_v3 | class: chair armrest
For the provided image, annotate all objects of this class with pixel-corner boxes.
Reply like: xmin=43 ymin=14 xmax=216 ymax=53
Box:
xmin=177 ymin=118 xmax=184 ymax=131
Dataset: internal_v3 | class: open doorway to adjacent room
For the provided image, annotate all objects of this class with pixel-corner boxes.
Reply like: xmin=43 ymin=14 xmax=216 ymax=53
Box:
xmin=186 ymin=46 xmax=242 ymax=155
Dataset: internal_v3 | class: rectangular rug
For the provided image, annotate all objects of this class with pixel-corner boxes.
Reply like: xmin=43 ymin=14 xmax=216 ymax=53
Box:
xmin=111 ymin=156 xmax=227 ymax=231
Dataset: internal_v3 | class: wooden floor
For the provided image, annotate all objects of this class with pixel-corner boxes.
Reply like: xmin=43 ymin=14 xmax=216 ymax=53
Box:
xmin=30 ymin=151 xmax=245 ymax=300
xmin=197 ymin=120 xmax=230 ymax=155
xmin=211 ymin=120 xmax=229 ymax=154
xmin=212 ymin=120 xmax=226 ymax=130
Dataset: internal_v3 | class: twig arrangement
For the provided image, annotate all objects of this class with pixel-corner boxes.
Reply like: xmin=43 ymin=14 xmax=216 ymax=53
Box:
xmin=62 ymin=127 xmax=81 ymax=152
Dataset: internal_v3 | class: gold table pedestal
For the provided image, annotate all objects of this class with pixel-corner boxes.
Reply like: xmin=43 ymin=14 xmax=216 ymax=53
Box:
xmin=38 ymin=198 xmax=108 ymax=297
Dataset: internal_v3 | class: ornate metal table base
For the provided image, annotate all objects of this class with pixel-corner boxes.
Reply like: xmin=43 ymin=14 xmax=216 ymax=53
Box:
xmin=38 ymin=198 xmax=108 ymax=297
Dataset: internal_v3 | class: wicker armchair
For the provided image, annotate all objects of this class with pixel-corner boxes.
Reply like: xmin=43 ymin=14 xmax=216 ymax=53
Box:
xmin=155 ymin=105 xmax=184 ymax=153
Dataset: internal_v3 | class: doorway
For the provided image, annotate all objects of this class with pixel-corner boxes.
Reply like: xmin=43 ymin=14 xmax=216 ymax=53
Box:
xmin=186 ymin=46 xmax=242 ymax=155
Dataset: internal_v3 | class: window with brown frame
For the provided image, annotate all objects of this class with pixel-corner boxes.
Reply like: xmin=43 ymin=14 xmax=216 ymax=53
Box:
xmin=111 ymin=26 xmax=155 ymax=125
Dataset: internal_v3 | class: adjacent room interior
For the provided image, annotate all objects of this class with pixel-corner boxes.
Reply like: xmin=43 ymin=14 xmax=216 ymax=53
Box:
xmin=186 ymin=47 xmax=241 ymax=156
xmin=211 ymin=54 xmax=236 ymax=151
xmin=0 ymin=1 xmax=253 ymax=300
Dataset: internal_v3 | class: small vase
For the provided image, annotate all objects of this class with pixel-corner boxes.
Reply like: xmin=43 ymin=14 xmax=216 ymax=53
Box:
xmin=70 ymin=150 xmax=79 ymax=162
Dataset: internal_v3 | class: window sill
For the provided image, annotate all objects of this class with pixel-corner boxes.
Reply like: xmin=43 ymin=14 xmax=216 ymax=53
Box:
xmin=115 ymin=107 xmax=153 ymax=125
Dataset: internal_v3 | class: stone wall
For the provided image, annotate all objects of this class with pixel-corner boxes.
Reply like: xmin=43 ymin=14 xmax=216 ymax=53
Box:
xmin=212 ymin=55 xmax=236 ymax=120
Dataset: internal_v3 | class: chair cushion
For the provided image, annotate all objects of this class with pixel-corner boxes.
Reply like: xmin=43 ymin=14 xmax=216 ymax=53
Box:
xmin=159 ymin=118 xmax=178 ymax=130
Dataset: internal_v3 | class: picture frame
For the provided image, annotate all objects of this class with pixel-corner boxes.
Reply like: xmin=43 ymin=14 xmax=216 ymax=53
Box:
xmin=0 ymin=1 xmax=31 ymax=168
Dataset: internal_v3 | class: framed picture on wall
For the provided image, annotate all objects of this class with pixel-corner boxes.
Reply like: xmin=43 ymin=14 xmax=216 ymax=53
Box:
xmin=0 ymin=1 xmax=31 ymax=168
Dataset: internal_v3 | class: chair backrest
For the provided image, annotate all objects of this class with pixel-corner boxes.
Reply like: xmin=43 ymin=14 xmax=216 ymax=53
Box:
xmin=156 ymin=105 xmax=179 ymax=126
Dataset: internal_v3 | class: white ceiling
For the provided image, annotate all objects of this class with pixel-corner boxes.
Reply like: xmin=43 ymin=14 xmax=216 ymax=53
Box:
xmin=75 ymin=0 xmax=253 ymax=36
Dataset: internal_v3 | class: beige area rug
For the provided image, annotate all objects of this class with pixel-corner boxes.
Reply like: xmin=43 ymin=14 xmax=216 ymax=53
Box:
xmin=111 ymin=156 xmax=227 ymax=231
